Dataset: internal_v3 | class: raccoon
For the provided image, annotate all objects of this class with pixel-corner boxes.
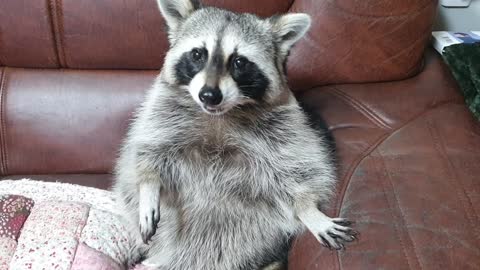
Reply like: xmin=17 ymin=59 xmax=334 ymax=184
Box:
xmin=113 ymin=0 xmax=356 ymax=269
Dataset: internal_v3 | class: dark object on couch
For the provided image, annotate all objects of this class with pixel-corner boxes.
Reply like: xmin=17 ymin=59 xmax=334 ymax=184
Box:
xmin=443 ymin=43 xmax=480 ymax=120
xmin=0 ymin=0 xmax=479 ymax=269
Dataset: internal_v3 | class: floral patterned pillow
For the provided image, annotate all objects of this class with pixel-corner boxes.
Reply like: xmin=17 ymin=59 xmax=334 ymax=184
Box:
xmin=0 ymin=180 xmax=140 ymax=270
xmin=0 ymin=195 xmax=34 ymax=241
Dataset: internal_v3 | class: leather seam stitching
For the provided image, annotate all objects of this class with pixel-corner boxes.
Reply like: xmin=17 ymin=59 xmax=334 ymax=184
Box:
xmin=0 ymin=68 xmax=8 ymax=175
xmin=0 ymin=26 xmax=4 ymax=66
xmin=427 ymin=116 xmax=480 ymax=243
xmin=377 ymin=150 xmax=423 ymax=269
xmin=329 ymin=86 xmax=392 ymax=130
xmin=375 ymin=153 xmax=414 ymax=270
xmin=331 ymin=87 xmax=391 ymax=129
xmin=56 ymin=0 xmax=67 ymax=67
xmin=48 ymin=0 xmax=67 ymax=68
xmin=333 ymin=132 xmax=388 ymax=214
xmin=47 ymin=0 xmax=60 ymax=67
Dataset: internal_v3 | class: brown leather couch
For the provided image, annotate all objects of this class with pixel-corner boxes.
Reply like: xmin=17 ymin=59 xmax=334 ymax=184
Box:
xmin=1 ymin=0 xmax=479 ymax=269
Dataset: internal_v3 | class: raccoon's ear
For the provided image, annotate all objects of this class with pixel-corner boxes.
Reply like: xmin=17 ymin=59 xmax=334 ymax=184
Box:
xmin=157 ymin=0 xmax=200 ymax=33
xmin=269 ymin=13 xmax=311 ymax=54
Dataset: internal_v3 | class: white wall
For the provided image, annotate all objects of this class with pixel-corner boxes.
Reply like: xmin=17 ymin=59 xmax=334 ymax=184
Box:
xmin=434 ymin=0 xmax=480 ymax=31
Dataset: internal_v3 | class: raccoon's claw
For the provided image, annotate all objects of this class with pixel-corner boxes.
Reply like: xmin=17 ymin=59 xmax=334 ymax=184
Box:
xmin=317 ymin=218 xmax=357 ymax=250
xmin=333 ymin=219 xmax=353 ymax=227
xmin=139 ymin=207 xmax=160 ymax=244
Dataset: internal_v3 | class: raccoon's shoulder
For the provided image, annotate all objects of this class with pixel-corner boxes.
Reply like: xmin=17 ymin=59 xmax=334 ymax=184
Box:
xmin=234 ymin=105 xmax=307 ymax=145
xmin=243 ymin=103 xmax=335 ymax=151
xmin=297 ymin=100 xmax=336 ymax=152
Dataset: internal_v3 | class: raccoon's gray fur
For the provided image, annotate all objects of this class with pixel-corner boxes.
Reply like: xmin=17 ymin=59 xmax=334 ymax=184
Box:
xmin=113 ymin=1 xmax=356 ymax=269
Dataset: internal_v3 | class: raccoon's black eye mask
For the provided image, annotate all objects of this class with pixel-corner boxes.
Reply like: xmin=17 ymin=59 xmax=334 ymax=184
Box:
xmin=174 ymin=46 xmax=270 ymax=102
xmin=228 ymin=54 xmax=270 ymax=101
xmin=175 ymin=47 xmax=208 ymax=85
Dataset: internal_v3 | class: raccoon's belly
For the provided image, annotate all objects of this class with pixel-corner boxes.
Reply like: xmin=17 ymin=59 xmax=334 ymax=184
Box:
xmin=145 ymin=191 xmax=300 ymax=269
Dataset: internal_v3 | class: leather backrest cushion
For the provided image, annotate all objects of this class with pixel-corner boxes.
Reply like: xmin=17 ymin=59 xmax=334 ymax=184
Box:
xmin=0 ymin=0 xmax=58 ymax=68
xmin=0 ymin=68 xmax=156 ymax=175
xmin=289 ymin=0 xmax=438 ymax=90
xmin=0 ymin=0 xmax=438 ymax=88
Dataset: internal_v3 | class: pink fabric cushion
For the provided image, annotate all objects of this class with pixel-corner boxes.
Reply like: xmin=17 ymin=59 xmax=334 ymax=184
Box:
xmin=72 ymin=243 xmax=122 ymax=270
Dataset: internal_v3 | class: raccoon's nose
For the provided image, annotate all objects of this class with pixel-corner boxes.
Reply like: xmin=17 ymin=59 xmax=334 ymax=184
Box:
xmin=199 ymin=87 xmax=223 ymax=106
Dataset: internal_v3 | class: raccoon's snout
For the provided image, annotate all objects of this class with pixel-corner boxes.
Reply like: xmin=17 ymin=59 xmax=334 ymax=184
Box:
xmin=199 ymin=86 xmax=223 ymax=106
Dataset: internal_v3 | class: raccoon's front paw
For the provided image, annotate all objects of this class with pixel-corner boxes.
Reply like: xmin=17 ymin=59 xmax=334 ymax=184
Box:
xmin=297 ymin=208 xmax=358 ymax=250
xmin=139 ymin=201 xmax=160 ymax=244
xmin=316 ymin=218 xmax=357 ymax=250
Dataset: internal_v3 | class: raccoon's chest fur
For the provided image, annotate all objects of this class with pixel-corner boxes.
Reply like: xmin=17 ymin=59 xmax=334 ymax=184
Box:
xmin=119 ymin=96 xmax=327 ymax=269
xmin=160 ymin=114 xmax=291 ymax=205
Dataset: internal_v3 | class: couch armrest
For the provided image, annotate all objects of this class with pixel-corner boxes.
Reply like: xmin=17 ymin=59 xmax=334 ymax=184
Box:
xmin=289 ymin=49 xmax=480 ymax=269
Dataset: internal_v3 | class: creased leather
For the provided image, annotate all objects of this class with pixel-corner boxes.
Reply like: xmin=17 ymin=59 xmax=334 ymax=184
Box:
xmin=289 ymin=50 xmax=480 ymax=270
xmin=1 ymin=1 xmax=479 ymax=269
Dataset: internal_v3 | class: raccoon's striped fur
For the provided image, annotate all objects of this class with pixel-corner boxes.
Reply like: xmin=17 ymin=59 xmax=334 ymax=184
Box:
xmin=113 ymin=1 xmax=356 ymax=269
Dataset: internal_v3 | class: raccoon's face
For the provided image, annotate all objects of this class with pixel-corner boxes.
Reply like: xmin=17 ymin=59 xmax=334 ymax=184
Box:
xmin=157 ymin=0 xmax=311 ymax=115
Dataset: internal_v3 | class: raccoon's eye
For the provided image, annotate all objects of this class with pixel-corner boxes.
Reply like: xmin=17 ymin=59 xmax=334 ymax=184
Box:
xmin=191 ymin=48 xmax=204 ymax=62
xmin=233 ymin=57 xmax=248 ymax=70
